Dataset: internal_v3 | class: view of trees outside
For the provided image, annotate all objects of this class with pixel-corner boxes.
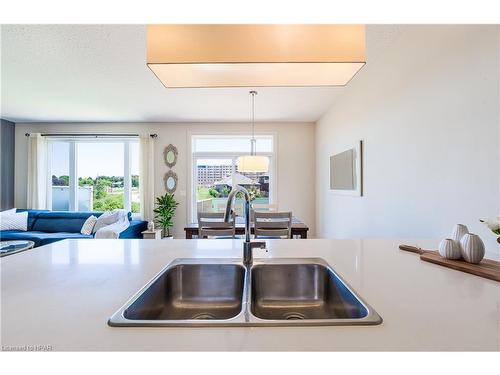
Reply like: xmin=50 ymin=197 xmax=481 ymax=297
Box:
xmin=52 ymin=175 xmax=140 ymax=212
xmin=50 ymin=141 xmax=140 ymax=213
xmin=196 ymin=177 xmax=268 ymax=200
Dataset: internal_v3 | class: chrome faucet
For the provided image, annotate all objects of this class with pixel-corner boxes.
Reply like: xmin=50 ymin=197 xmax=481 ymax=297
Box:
xmin=224 ymin=185 xmax=266 ymax=266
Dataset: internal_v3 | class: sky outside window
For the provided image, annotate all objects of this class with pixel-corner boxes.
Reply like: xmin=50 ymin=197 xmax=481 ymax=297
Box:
xmin=51 ymin=142 xmax=70 ymax=179
xmin=51 ymin=141 xmax=139 ymax=178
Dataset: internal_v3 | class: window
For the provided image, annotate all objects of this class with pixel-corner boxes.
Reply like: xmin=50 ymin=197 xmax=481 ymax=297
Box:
xmin=48 ymin=139 xmax=140 ymax=215
xmin=190 ymin=134 xmax=275 ymax=222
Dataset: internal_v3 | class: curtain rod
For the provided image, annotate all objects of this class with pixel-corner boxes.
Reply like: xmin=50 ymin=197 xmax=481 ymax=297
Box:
xmin=25 ymin=133 xmax=157 ymax=138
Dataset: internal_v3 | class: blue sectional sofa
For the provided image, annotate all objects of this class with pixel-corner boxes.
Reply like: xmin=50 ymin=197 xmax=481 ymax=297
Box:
xmin=0 ymin=210 xmax=147 ymax=247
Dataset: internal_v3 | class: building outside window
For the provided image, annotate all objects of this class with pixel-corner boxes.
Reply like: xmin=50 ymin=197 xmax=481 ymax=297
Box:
xmin=190 ymin=134 xmax=275 ymax=222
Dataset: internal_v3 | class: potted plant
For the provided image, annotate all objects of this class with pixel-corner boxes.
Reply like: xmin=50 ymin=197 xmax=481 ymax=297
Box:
xmin=154 ymin=193 xmax=179 ymax=239
xmin=480 ymin=217 xmax=500 ymax=244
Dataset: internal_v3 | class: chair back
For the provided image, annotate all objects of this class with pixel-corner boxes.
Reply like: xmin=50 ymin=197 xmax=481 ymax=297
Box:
xmin=253 ymin=211 xmax=292 ymax=239
xmin=197 ymin=212 xmax=235 ymax=238
xmin=251 ymin=203 xmax=278 ymax=221
xmin=217 ymin=202 xmax=244 ymax=216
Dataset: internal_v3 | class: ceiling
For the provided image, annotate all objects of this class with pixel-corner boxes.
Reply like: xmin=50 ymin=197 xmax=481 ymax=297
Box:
xmin=0 ymin=25 xmax=401 ymax=123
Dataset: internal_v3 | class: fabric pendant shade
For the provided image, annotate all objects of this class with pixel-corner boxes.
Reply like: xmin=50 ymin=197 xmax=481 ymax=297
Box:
xmin=237 ymin=155 xmax=269 ymax=173
xmin=147 ymin=25 xmax=365 ymax=88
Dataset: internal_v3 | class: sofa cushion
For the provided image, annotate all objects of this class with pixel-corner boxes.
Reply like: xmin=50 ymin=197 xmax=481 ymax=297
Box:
xmin=33 ymin=211 xmax=116 ymax=233
xmin=16 ymin=209 xmax=50 ymax=230
xmin=119 ymin=220 xmax=148 ymax=239
xmin=31 ymin=212 xmax=97 ymax=233
xmin=0 ymin=230 xmax=93 ymax=247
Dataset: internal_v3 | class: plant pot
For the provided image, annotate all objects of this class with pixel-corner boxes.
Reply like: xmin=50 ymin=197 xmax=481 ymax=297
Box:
xmin=163 ymin=236 xmax=174 ymax=240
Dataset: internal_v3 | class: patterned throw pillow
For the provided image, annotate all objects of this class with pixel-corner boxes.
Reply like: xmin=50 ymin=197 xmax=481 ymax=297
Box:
xmin=80 ymin=215 xmax=97 ymax=235
xmin=0 ymin=211 xmax=28 ymax=231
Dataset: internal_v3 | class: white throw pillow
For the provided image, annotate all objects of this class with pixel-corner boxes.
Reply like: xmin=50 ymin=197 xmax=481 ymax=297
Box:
xmin=81 ymin=215 xmax=97 ymax=235
xmin=92 ymin=211 xmax=120 ymax=233
xmin=0 ymin=211 xmax=28 ymax=231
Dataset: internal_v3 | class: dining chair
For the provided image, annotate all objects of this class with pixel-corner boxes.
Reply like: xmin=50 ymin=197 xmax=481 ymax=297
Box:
xmin=253 ymin=211 xmax=293 ymax=239
xmin=197 ymin=212 xmax=236 ymax=239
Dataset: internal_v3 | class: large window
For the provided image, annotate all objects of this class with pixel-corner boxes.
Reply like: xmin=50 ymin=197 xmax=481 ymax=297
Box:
xmin=49 ymin=139 xmax=140 ymax=214
xmin=190 ymin=135 xmax=275 ymax=222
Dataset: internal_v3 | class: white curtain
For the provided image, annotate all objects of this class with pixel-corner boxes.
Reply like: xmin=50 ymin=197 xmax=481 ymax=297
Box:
xmin=27 ymin=133 xmax=49 ymax=209
xmin=139 ymin=133 xmax=155 ymax=221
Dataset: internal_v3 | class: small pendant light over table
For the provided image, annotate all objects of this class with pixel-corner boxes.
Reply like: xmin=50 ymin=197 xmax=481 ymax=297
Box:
xmin=237 ymin=91 xmax=269 ymax=173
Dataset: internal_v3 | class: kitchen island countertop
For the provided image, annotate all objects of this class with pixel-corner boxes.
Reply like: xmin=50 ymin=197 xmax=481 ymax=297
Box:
xmin=1 ymin=238 xmax=499 ymax=351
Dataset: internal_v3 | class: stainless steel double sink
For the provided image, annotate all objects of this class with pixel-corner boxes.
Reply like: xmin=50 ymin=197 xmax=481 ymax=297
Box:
xmin=108 ymin=258 xmax=382 ymax=327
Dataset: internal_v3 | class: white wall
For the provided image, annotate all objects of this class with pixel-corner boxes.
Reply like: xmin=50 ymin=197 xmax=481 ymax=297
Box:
xmin=14 ymin=122 xmax=315 ymax=237
xmin=316 ymin=25 xmax=500 ymax=254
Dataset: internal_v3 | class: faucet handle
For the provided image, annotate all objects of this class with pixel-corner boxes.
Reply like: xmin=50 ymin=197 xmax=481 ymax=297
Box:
xmin=253 ymin=241 xmax=266 ymax=249
xmin=260 ymin=241 xmax=269 ymax=253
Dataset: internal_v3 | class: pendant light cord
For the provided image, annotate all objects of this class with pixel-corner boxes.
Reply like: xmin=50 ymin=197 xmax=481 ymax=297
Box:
xmin=250 ymin=90 xmax=257 ymax=155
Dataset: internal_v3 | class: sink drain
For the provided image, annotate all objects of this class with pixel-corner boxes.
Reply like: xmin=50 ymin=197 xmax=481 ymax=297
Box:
xmin=283 ymin=312 xmax=306 ymax=320
xmin=191 ymin=313 xmax=217 ymax=320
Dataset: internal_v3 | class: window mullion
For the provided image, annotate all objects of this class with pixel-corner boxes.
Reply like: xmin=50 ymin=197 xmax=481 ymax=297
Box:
xmin=124 ymin=141 xmax=131 ymax=213
xmin=46 ymin=143 xmax=53 ymax=210
xmin=69 ymin=141 xmax=77 ymax=211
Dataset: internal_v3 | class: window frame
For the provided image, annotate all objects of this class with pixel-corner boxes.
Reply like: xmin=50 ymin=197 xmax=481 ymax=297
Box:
xmin=188 ymin=133 xmax=277 ymax=224
xmin=47 ymin=138 xmax=140 ymax=217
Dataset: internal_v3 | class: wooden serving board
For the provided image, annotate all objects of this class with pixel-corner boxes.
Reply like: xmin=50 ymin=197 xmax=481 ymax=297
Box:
xmin=398 ymin=244 xmax=425 ymax=254
xmin=399 ymin=244 xmax=500 ymax=282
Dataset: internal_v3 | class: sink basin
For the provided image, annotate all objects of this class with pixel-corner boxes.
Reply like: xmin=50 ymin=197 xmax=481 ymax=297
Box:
xmin=251 ymin=262 xmax=370 ymax=322
xmin=108 ymin=259 xmax=246 ymax=326
xmin=109 ymin=258 xmax=381 ymax=327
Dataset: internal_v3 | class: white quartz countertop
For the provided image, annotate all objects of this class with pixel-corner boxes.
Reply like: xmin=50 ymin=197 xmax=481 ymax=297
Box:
xmin=1 ymin=239 xmax=499 ymax=351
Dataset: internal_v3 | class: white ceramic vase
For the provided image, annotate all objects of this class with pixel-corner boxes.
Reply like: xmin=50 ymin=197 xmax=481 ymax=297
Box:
xmin=460 ymin=234 xmax=485 ymax=264
xmin=147 ymin=221 xmax=155 ymax=231
xmin=451 ymin=224 xmax=469 ymax=247
xmin=438 ymin=239 xmax=461 ymax=260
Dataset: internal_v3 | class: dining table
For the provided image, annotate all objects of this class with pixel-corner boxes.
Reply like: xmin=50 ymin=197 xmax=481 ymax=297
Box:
xmin=184 ymin=216 xmax=309 ymax=239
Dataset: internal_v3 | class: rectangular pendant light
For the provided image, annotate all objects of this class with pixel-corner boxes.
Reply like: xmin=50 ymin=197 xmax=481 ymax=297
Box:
xmin=147 ymin=25 xmax=365 ymax=88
